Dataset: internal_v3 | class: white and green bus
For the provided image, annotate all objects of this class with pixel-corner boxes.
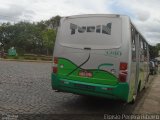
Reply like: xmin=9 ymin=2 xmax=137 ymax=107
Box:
xmin=51 ymin=14 xmax=150 ymax=103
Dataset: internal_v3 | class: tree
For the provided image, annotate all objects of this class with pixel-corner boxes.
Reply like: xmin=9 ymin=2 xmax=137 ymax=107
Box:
xmin=149 ymin=43 xmax=160 ymax=59
xmin=0 ymin=15 xmax=60 ymax=55
xmin=45 ymin=15 xmax=61 ymax=30
xmin=42 ymin=29 xmax=56 ymax=55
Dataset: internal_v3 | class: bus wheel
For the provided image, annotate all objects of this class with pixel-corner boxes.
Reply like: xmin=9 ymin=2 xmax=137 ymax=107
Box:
xmin=130 ymin=82 xmax=140 ymax=104
xmin=138 ymin=81 xmax=141 ymax=92
xmin=130 ymin=94 xmax=137 ymax=104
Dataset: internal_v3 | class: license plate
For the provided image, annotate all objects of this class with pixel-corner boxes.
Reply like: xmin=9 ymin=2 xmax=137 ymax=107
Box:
xmin=78 ymin=71 xmax=93 ymax=77
xmin=74 ymin=83 xmax=95 ymax=91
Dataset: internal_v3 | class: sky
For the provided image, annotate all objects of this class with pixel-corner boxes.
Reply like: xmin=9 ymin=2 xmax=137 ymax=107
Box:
xmin=0 ymin=0 xmax=159 ymax=45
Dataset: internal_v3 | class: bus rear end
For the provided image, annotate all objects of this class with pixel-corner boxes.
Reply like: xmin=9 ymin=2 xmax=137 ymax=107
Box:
xmin=51 ymin=14 xmax=130 ymax=102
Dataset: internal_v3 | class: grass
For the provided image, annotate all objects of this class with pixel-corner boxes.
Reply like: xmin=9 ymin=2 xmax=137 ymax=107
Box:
xmin=3 ymin=55 xmax=52 ymax=61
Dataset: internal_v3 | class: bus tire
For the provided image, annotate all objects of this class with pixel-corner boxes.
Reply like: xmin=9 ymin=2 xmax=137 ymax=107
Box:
xmin=151 ymin=71 xmax=153 ymax=75
xmin=130 ymin=81 xmax=141 ymax=104
xmin=130 ymin=94 xmax=136 ymax=104
xmin=138 ymin=81 xmax=141 ymax=92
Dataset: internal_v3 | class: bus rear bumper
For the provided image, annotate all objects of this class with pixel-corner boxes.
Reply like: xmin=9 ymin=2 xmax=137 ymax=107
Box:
xmin=51 ymin=73 xmax=129 ymax=102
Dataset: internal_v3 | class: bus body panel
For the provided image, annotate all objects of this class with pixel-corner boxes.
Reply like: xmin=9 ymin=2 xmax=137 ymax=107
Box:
xmin=52 ymin=14 xmax=149 ymax=103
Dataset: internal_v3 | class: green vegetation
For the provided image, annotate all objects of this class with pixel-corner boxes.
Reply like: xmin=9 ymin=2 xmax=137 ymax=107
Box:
xmin=149 ymin=43 xmax=160 ymax=59
xmin=0 ymin=15 xmax=160 ymax=60
xmin=0 ymin=15 xmax=60 ymax=57
xmin=4 ymin=54 xmax=52 ymax=61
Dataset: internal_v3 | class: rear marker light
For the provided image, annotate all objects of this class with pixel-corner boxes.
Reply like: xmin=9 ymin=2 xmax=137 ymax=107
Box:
xmin=53 ymin=57 xmax=58 ymax=74
xmin=60 ymin=64 xmax=64 ymax=68
xmin=107 ymin=88 xmax=113 ymax=90
xmin=54 ymin=57 xmax=58 ymax=64
xmin=119 ymin=62 xmax=128 ymax=82
xmin=61 ymin=80 xmax=69 ymax=84
xmin=119 ymin=72 xmax=127 ymax=82
xmin=102 ymin=88 xmax=113 ymax=91
xmin=119 ymin=62 xmax=128 ymax=70
xmin=53 ymin=66 xmax=58 ymax=74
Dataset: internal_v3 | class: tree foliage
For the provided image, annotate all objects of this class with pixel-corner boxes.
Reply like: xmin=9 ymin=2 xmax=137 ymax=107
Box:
xmin=149 ymin=43 xmax=160 ymax=59
xmin=1 ymin=15 xmax=159 ymax=57
xmin=42 ymin=29 xmax=56 ymax=55
xmin=0 ymin=15 xmax=60 ymax=55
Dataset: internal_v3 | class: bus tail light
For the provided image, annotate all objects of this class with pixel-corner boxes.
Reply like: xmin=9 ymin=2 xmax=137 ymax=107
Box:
xmin=53 ymin=57 xmax=58 ymax=74
xmin=119 ymin=62 xmax=128 ymax=82
xmin=119 ymin=62 xmax=128 ymax=70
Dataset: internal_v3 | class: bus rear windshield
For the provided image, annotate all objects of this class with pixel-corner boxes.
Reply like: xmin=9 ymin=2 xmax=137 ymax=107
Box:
xmin=59 ymin=16 xmax=122 ymax=49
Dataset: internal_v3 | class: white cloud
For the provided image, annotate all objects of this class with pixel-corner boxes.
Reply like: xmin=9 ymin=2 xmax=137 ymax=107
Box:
xmin=111 ymin=0 xmax=160 ymax=45
xmin=0 ymin=0 xmax=159 ymax=44
xmin=0 ymin=0 xmax=112 ymax=21
xmin=0 ymin=0 xmax=35 ymax=22
xmin=28 ymin=0 xmax=111 ymax=21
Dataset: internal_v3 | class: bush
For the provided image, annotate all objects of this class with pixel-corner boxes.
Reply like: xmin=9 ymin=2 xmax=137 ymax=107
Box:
xmin=3 ymin=55 xmax=18 ymax=59
xmin=24 ymin=56 xmax=37 ymax=60
xmin=3 ymin=56 xmax=8 ymax=59
xmin=3 ymin=54 xmax=51 ymax=61
xmin=40 ymin=57 xmax=52 ymax=61
xmin=13 ymin=56 xmax=19 ymax=59
xmin=32 ymin=57 xmax=37 ymax=60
